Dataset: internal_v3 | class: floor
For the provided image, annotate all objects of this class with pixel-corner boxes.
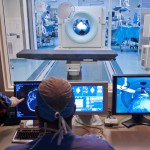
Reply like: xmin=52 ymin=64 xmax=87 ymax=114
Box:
xmin=113 ymin=46 xmax=149 ymax=74
xmin=9 ymin=59 xmax=45 ymax=81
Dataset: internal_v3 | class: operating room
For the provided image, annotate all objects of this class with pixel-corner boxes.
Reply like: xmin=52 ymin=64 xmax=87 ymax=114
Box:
xmin=1 ymin=0 xmax=150 ymax=84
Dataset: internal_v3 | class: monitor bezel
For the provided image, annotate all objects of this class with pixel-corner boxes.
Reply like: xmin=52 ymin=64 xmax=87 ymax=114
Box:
xmin=14 ymin=81 xmax=41 ymax=120
xmin=70 ymin=81 xmax=108 ymax=115
xmin=112 ymin=74 xmax=150 ymax=115
xmin=14 ymin=81 xmax=108 ymax=119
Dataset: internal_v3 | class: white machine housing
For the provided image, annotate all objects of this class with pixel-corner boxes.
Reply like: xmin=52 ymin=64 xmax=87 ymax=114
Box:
xmin=58 ymin=6 xmax=106 ymax=48
xmin=143 ymin=14 xmax=150 ymax=37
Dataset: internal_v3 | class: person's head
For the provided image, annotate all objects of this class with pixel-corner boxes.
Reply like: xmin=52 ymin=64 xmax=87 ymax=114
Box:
xmin=46 ymin=5 xmax=51 ymax=13
xmin=36 ymin=77 xmax=75 ymax=129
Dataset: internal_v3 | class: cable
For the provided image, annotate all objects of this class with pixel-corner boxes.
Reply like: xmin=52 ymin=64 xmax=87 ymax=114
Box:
xmin=106 ymin=111 xmax=115 ymax=119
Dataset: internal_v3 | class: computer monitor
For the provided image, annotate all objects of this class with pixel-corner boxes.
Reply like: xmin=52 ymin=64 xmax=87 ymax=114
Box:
xmin=14 ymin=81 xmax=40 ymax=120
xmin=71 ymin=82 xmax=108 ymax=126
xmin=14 ymin=81 xmax=108 ymax=125
xmin=112 ymin=74 xmax=150 ymax=128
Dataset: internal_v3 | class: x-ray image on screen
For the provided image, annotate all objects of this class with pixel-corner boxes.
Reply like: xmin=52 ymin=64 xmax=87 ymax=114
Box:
xmin=14 ymin=82 xmax=40 ymax=119
xmin=116 ymin=77 xmax=150 ymax=113
xmin=26 ymin=88 xmax=38 ymax=112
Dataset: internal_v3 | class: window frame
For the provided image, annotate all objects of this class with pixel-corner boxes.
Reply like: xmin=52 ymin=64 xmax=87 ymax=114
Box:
xmin=0 ymin=0 xmax=13 ymax=96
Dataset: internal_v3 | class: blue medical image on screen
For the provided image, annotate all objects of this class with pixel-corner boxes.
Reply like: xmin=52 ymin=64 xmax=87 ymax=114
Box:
xmin=26 ymin=88 xmax=38 ymax=112
xmin=72 ymin=85 xmax=104 ymax=112
xmin=14 ymin=82 xmax=40 ymax=119
xmin=116 ymin=77 xmax=150 ymax=113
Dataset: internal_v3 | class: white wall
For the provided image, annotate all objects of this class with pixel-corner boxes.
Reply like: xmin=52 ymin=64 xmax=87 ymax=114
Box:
xmin=3 ymin=0 xmax=23 ymax=58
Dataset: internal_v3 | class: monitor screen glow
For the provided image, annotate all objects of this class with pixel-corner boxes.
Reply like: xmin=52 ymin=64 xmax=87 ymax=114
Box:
xmin=112 ymin=74 xmax=150 ymax=114
xmin=14 ymin=81 xmax=40 ymax=119
xmin=14 ymin=81 xmax=108 ymax=120
xmin=71 ymin=82 xmax=108 ymax=115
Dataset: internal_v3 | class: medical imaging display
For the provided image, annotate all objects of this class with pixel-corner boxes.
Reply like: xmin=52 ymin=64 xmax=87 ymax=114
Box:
xmin=14 ymin=81 xmax=107 ymax=119
xmin=72 ymin=85 xmax=104 ymax=112
xmin=115 ymin=76 xmax=150 ymax=114
xmin=113 ymin=75 xmax=150 ymax=127
xmin=14 ymin=82 xmax=40 ymax=119
xmin=73 ymin=18 xmax=90 ymax=36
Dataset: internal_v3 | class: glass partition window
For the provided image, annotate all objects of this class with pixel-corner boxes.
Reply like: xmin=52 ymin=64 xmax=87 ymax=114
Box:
xmin=34 ymin=0 xmax=58 ymax=49
xmin=0 ymin=0 xmax=45 ymax=85
xmin=0 ymin=0 xmax=149 ymax=95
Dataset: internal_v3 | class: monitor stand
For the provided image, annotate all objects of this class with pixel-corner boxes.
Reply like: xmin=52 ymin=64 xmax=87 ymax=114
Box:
xmin=122 ymin=114 xmax=150 ymax=128
xmin=72 ymin=115 xmax=103 ymax=126
xmin=24 ymin=120 xmax=39 ymax=128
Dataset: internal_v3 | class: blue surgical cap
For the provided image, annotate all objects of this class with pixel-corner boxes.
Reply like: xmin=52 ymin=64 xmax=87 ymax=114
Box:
xmin=37 ymin=77 xmax=75 ymax=122
xmin=37 ymin=91 xmax=75 ymax=122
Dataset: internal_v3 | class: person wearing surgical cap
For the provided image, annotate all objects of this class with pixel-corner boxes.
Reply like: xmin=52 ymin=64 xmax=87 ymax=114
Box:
xmin=5 ymin=77 xmax=115 ymax=150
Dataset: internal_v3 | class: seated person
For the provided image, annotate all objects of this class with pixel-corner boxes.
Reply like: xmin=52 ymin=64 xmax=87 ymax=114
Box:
xmin=0 ymin=92 xmax=24 ymax=125
xmin=5 ymin=77 xmax=115 ymax=150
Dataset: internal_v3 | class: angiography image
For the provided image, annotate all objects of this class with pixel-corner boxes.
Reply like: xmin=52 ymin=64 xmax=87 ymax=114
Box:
xmin=27 ymin=88 xmax=38 ymax=112
xmin=15 ymin=83 xmax=39 ymax=118
xmin=116 ymin=77 xmax=150 ymax=113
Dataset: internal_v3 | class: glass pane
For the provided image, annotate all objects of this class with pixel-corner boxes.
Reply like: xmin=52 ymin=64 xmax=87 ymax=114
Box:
xmin=2 ymin=0 xmax=149 ymax=86
xmin=33 ymin=0 xmax=107 ymax=49
xmin=139 ymin=7 xmax=150 ymax=46
xmin=111 ymin=0 xmax=149 ymax=74
xmin=2 ymin=0 xmax=44 ymax=83
xmin=34 ymin=0 xmax=58 ymax=49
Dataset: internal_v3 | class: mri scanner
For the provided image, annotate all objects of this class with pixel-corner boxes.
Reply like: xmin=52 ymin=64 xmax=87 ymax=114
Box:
xmin=57 ymin=4 xmax=107 ymax=79
xmin=58 ymin=6 xmax=106 ymax=48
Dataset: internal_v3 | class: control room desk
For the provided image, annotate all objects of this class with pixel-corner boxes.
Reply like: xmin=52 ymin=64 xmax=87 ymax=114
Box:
xmin=1 ymin=123 xmax=150 ymax=150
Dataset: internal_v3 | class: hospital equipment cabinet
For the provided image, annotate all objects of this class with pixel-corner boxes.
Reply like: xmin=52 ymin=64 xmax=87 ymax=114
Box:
xmin=141 ymin=45 xmax=150 ymax=70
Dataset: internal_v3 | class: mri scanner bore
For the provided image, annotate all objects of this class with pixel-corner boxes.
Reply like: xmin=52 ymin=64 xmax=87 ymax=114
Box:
xmin=73 ymin=18 xmax=90 ymax=36
xmin=65 ymin=11 xmax=98 ymax=44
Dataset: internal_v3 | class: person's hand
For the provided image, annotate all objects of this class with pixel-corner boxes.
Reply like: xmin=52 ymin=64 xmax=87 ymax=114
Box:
xmin=10 ymin=96 xmax=24 ymax=107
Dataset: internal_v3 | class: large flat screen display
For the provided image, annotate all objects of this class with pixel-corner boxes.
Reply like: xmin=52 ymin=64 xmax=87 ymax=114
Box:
xmin=112 ymin=74 xmax=150 ymax=127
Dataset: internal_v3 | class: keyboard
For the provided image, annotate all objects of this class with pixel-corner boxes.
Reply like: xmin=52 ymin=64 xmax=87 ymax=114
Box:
xmin=12 ymin=128 xmax=40 ymax=143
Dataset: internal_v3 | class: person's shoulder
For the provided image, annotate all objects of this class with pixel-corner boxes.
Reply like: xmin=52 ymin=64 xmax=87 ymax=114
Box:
xmin=73 ymin=134 xmax=115 ymax=150
xmin=4 ymin=143 xmax=31 ymax=150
